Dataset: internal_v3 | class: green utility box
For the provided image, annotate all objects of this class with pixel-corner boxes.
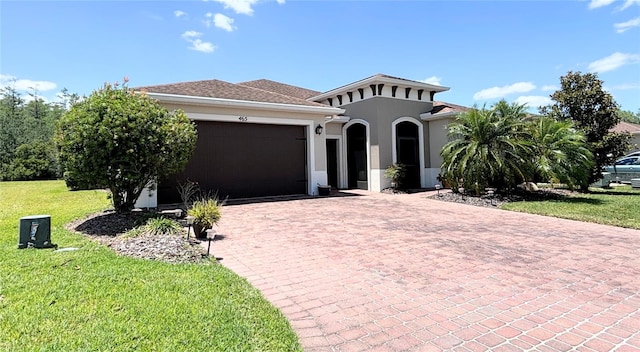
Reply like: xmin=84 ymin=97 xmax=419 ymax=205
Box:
xmin=18 ymin=215 xmax=54 ymax=249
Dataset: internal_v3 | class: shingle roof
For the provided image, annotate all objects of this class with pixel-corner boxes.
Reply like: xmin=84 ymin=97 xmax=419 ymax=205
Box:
xmin=610 ymin=121 xmax=640 ymax=134
xmin=238 ymin=79 xmax=321 ymax=100
xmin=430 ymin=101 xmax=471 ymax=115
xmin=136 ymin=79 xmax=328 ymax=107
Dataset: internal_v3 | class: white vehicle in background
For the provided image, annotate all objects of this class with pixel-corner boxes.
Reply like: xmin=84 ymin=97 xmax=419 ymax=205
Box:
xmin=603 ymin=155 xmax=640 ymax=183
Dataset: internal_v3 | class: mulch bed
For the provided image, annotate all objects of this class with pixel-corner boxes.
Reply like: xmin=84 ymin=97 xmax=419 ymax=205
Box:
xmin=65 ymin=210 xmax=209 ymax=264
xmin=426 ymin=188 xmax=573 ymax=208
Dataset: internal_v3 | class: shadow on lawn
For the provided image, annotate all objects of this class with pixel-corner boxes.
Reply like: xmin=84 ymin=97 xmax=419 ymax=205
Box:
xmin=554 ymin=197 xmax=604 ymax=205
xmin=508 ymin=190 xmax=605 ymax=205
xmin=587 ymin=190 xmax=640 ymax=196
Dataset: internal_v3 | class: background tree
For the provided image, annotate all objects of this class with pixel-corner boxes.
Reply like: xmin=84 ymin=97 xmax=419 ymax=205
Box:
xmin=0 ymin=85 xmax=66 ymax=180
xmin=0 ymin=86 xmax=25 ymax=173
xmin=56 ymin=80 xmax=197 ymax=212
xmin=4 ymin=141 xmax=60 ymax=180
xmin=617 ymin=109 xmax=640 ymax=124
xmin=541 ymin=71 xmax=630 ymax=189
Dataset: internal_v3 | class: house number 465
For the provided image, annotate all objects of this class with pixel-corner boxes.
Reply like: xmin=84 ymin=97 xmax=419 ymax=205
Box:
xmin=238 ymin=116 xmax=248 ymax=122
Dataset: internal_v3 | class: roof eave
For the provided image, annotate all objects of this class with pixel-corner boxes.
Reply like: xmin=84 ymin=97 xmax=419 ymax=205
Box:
xmin=146 ymin=92 xmax=345 ymax=115
xmin=420 ymin=111 xmax=458 ymax=121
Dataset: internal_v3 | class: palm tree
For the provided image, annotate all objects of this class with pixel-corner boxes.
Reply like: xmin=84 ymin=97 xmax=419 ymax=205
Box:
xmin=528 ymin=116 xmax=593 ymax=189
xmin=441 ymin=101 xmax=532 ymax=193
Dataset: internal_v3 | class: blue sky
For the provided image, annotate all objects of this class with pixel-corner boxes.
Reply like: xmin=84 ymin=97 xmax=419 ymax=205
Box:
xmin=2 ymin=0 xmax=639 ymax=112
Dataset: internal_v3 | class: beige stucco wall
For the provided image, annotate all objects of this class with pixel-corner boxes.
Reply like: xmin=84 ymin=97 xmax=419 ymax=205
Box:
xmin=629 ymin=134 xmax=640 ymax=153
xmin=341 ymin=97 xmax=433 ymax=170
xmin=325 ymin=122 xmax=343 ymax=136
xmin=428 ymin=117 xmax=454 ymax=168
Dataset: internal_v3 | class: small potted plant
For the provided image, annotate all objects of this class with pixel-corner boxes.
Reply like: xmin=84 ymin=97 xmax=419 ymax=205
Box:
xmin=188 ymin=197 xmax=222 ymax=239
xmin=384 ymin=163 xmax=406 ymax=189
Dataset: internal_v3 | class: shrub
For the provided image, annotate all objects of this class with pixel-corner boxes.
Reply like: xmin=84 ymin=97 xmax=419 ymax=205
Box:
xmin=3 ymin=141 xmax=60 ymax=181
xmin=384 ymin=163 xmax=406 ymax=187
xmin=56 ymin=79 xmax=197 ymax=212
xmin=144 ymin=217 xmax=183 ymax=236
xmin=188 ymin=198 xmax=222 ymax=230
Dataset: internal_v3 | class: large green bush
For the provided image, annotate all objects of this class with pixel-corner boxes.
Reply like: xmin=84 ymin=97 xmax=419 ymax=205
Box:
xmin=441 ymin=100 xmax=593 ymax=193
xmin=56 ymin=80 xmax=197 ymax=212
xmin=4 ymin=141 xmax=60 ymax=180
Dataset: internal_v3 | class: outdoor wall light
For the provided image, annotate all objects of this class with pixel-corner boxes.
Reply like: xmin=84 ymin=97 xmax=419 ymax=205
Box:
xmin=315 ymin=125 xmax=323 ymax=135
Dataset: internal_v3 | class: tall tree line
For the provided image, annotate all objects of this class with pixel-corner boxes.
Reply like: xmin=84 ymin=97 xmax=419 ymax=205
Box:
xmin=0 ymin=86 xmax=76 ymax=180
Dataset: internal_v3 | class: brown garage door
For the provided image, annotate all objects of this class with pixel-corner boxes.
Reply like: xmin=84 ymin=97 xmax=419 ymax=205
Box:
xmin=158 ymin=121 xmax=307 ymax=203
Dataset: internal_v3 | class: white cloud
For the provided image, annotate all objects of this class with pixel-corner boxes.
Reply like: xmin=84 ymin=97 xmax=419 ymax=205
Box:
xmin=589 ymin=0 xmax=639 ymax=10
xmin=213 ymin=13 xmax=236 ymax=32
xmin=0 ymin=74 xmax=57 ymax=92
xmin=174 ymin=10 xmax=186 ymax=18
xmin=181 ymin=31 xmax=216 ymax=53
xmin=588 ymin=0 xmax=616 ymax=9
xmin=614 ymin=17 xmax=640 ymax=33
xmin=419 ymin=76 xmax=442 ymax=85
xmin=620 ymin=0 xmax=640 ymax=11
xmin=211 ymin=0 xmax=258 ymax=16
xmin=276 ymin=0 xmax=285 ymax=3
xmin=514 ymin=95 xmax=553 ymax=109
xmin=190 ymin=39 xmax=216 ymax=53
xmin=182 ymin=30 xmax=201 ymax=39
xmin=541 ymin=85 xmax=558 ymax=92
xmin=473 ymin=82 xmax=536 ymax=100
xmin=588 ymin=52 xmax=640 ymax=73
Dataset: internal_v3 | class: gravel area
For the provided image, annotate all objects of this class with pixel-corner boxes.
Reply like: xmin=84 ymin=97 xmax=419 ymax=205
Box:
xmin=66 ymin=210 xmax=208 ymax=264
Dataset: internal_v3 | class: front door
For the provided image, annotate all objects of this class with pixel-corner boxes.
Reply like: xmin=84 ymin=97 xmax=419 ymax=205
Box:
xmin=326 ymin=139 xmax=339 ymax=189
xmin=396 ymin=121 xmax=420 ymax=189
xmin=346 ymin=123 xmax=368 ymax=190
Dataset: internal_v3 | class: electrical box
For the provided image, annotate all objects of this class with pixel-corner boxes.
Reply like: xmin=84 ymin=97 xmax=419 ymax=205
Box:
xmin=18 ymin=215 xmax=54 ymax=249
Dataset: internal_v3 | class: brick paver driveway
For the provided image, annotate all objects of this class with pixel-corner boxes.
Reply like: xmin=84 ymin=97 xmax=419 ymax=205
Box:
xmin=212 ymin=190 xmax=640 ymax=351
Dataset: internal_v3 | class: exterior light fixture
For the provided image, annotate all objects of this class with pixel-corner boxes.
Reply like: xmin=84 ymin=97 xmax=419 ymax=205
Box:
xmin=435 ymin=184 xmax=442 ymax=197
xmin=206 ymin=229 xmax=216 ymax=256
xmin=315 ymin=125 xmax=323 ymax=135
xmin=458 ymin=187 xmax=465 ymax=201
xmin=186 ymin=216 xmax=195 ymax=239
xmin=486 ymin=188 xmax=496 ymax=206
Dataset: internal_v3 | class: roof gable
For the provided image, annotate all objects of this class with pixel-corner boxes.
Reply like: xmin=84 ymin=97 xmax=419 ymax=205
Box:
xmin=610 ymin=121 xmax=640 ymax=134
xmin=310 ymin=73 xmax=450 ymax=107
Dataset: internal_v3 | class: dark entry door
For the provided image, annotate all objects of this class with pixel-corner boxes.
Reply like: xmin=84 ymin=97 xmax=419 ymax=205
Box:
xmin=158 ymin=121 xmax=307 ymax=203
xmin=396 ymin=121 xmax=420 ymax=189
xmin=347 ymin=124 xmax=368 ymax=190
xmin=326 ymin=139 xmax=339 ymax=189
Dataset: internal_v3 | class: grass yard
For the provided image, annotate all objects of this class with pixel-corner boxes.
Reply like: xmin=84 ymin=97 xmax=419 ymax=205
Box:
xmin=501 ymin=185 xmax=640 ymax=230
xmin=0 ymin=181 xmax=301 ymax=351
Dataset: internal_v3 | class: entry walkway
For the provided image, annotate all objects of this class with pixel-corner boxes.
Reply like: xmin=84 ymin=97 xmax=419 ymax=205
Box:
xmin=212 ymin=190 xmax=640 ymax=351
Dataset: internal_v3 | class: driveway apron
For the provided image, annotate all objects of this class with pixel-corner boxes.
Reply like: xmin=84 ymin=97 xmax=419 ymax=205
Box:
xmin=211 ymin=190 xmax=640 ymax=351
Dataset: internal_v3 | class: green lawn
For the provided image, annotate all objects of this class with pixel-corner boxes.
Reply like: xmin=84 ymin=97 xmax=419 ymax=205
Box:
xmin=0 ymin=181 xmax=301 ymax=351
xmin=501 ymin=185 xmax=640 ymax=229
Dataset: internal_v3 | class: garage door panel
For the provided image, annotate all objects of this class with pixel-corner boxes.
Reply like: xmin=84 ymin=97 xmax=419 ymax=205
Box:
xmin=158 ymin=121 xmax=307 ymax=203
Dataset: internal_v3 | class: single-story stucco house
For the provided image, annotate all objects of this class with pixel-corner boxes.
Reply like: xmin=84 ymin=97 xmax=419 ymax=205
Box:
xmin=134 ymin=74 xmax=469 ymax=207
xmin=611 ymin=121 xmax=640 ymax=153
